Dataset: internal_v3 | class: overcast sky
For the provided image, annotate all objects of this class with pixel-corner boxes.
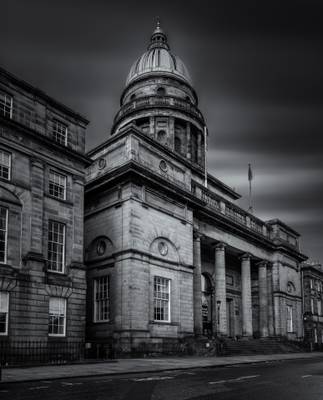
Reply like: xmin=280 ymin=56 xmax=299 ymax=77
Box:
xmin=2 ymin=0 xmax=322 ymax=262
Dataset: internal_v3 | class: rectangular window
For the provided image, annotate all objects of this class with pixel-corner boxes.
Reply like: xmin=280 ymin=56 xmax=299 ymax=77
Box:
xmin=286 ymin=305 xmax=293 ymax=333
xmin=317 ymin=299 xmax=322 ymax=316
xmin=0 ymin=207 xmax=8 ymax=263
xmin=93 ymin=276 xmax=109 ymax=322
xmin=48 ymin=297 xmax=66 ymax=336
xmin=47 ymin=221 xmax=65 ymax=273
xmin=0 ymin=291 xmax=9 ymax=335
xmin=52 ymin=120 xmax=68 ymax=146
xmin=154 ymin=276 xmax=170 ymax=322
xmin=0 ymin=149 xmax=11 ymax=181
xmin=49 ymin=170 xmax=66 ymax=200
xmin=311 ymin=298 xmax=315 ymax=314
xmin=0 ymin=92 xmax=13 ymax=119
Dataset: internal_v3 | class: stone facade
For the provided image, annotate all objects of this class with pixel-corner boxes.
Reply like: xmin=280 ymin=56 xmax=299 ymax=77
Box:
xmin=302 ymin=263 xmax=323 ymax=349
xmin=0 ymin=67 xmax=89 ymax=346
xmin=84 ymin=25 xmax=308 ymax=355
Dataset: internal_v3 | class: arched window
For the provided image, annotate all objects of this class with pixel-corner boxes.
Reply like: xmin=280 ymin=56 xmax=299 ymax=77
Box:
xmin=201 ymin=273 xmax=212 ymax=293
xmin=156 ymin=87 xmax=166 ymax=96
xmin=130 ymin=93 xmax=136 ymax=101
xmin=157 ymin=130 xmax=167 ymax=144
xmin=174 ymin=137 xmax=181 ymax=153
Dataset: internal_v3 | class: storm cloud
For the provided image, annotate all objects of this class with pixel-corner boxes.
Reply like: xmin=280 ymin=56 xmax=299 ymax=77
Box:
xmin=2 ymin=0 xmax=322 ymax=261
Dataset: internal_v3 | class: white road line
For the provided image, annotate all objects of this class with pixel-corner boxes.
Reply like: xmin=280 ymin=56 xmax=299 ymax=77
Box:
xmin=29 ymin=386 xmax=49 ymax=390
xmin=302 ymin=375 xmax=312 ymax=378
xmin=133 ymin=376 xmax=174 ymax=382
xmin=209 ymin=375 xmax=260 ymax=385
xmin=61 ymin=382 xmax=75 ymax=386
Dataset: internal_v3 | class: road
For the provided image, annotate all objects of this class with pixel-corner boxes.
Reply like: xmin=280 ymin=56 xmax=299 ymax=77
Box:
xmin=0 ymin=358 xmax=323 ymax=399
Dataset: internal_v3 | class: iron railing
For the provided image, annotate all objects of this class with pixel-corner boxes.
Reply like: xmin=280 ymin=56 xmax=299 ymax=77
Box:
xmin=0 ymin=340 xmax=84 ymax=367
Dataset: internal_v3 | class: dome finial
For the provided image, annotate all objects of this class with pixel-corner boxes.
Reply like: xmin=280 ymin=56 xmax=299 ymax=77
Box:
xmin=149 ymin=18 xmax=169 ymax=50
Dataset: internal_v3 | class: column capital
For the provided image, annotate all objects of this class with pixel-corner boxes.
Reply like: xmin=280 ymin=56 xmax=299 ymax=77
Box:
xmin=214 ymin=242 xmax=226 ymax=251
xmin=240 ymin=252 xmax=252 ymax=261
xmin=193 ymin=231 xmax=203 ymax=241
xmin=256 ymin=260 xmax=268 ymax=268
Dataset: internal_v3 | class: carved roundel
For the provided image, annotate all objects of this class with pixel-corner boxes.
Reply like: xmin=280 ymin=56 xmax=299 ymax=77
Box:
xmin=158 ymin=241 xmax=168 ymax=256
xmin=159 ymin=159 xmax=168 ymax=172
xmin=98 ymin=158 xmax=106 ymax=169
xmin=287 ymin=281 xmax=295 ymax=293
xmin=96 ymin=240 xmax=107 ymax=256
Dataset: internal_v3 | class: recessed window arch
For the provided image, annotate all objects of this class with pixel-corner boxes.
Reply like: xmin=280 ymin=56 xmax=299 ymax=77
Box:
xmin=156 ymin=87 xmax=166 ymax=96
xmin=157 ymin=130 xmax=167 ymax=144
xmin=174 ymin=136 xmax=181 ymax=153
xmin=201 ymin=273 xmax=212 ymax=293
xmin=130 ymin=93 xmax=136 ymax=101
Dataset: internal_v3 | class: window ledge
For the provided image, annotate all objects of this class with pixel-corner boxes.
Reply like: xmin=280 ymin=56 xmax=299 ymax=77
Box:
xmin=45 ymin=193 xmax=73 ymax=206
xmin=150 ymin=321 xmax=179 ymax=326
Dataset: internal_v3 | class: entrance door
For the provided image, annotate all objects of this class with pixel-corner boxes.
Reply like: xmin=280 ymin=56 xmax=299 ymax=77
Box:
xmin=201 ymin=274 xmax=213 ymax=336
xmin=226 ymin=298 xmax=234 ymax=337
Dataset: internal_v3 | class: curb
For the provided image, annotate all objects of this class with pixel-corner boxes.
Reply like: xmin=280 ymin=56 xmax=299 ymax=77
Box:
xmin=1 ymin=354 xmax=323 ymax=385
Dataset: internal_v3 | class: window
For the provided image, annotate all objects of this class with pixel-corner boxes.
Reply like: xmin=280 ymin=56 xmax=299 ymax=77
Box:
xmin=0 ymin=149 xmax=11 ymax=181
xmin=311 ymin=298 xmax=315 ymax=314
xmin=154 ymin=276 xmax=170 ymax=322
xmin=0 ymin=207 xmax=8 ymax=263
xmin=0 ymin=291 xmax=9 ymax=335
xmin=52 ymin=120 xmax=68 ymax=146
xmin=49 ymin=170 xmax=66 ymax=200
xmin=0 ymin=92 xmax=13 ymax=119
xmin=47 ymin=221 xmax=65 ymax=272
xmin=286 ymin=305 xmax=293 ymax=333
xmin=317 ymin=299 xmax=322 ymax=316
xmin=94 ymin=276 xmax=109 ymax=322
xmin=48 ymin=297 xmax=66 ymax=336
xmin=156 ymin=87 xmax=166 ymax=96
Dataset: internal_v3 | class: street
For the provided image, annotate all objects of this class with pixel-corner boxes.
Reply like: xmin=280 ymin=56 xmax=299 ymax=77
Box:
xmin=1 ymin=358 xmax=323 ymax=399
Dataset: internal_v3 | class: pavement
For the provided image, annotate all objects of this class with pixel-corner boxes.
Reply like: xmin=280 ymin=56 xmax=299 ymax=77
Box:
xmin=1 ymin=352 xmax=323 ymax=383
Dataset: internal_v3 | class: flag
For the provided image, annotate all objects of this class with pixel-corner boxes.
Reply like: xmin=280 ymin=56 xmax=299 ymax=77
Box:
xmin=248 ymin=163 xmax=253 ymax=182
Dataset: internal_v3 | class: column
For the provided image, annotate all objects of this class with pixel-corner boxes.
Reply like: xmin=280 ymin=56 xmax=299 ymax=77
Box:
xmin=267 ymin=264 xmax=275 ymax=336
xmin=214 ymin=243 xmax=227 ymax=336
xmin=193 ymin=233 xmax=203 ymax=336
xmin=197 ymin=131 xmax=202 ymax=165
xmin=241 ymin=253 xmax=253 ymax=337
xmin=186 ymin=122 xmax=191 ymax=159
xmin=258 ymin=261 xmax=269 ymax=337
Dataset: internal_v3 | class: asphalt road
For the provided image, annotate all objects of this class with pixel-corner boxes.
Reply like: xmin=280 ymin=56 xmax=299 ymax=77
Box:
xmin=1 ymin=358 xmax=323 ymax=400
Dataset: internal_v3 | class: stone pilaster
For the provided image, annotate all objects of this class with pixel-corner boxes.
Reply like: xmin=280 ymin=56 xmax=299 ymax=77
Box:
xmin=30 ymin=160 xmax=44 ymax=254
xmin=241 ymin=253 xmax=253 ymax=337
xmin=193 ymin=232 xmax=203 ymax=336
xmin=197 ymin=131 xmax=202 ymax=165
xmin=267 ymin=264 xmax=275 ymax=336
xmin=258 ymin=261 xmax=269 ymax=337
xmin=214 ymin=242 xmax=227 ymax=336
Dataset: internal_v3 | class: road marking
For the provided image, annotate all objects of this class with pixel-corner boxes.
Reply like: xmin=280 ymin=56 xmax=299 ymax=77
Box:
xmin=133 ymin=376 xmax=174 ymax=382
xmin=235 ymin=375 xmax=260 ymax=381
xmin=0 ymin=390 xmax=9 ymax=393
xmin=29 ymin=386 xmax=49 ymax=390
xmin=302 ymin=375 xmax=312 ymax=378
xmin=209 ymin=375 xmax=260 ymax=385
xmin=61 ymin=382 xmax=75 ymax=386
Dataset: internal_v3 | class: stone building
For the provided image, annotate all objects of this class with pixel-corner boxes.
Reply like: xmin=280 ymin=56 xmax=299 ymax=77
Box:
xmin=302 ymin=262 xmax=323 ymax=349
xmin=0 ymin=67 xmax=89 ymax=348
xmin=84 ymin=24 xmax=308 ymax=354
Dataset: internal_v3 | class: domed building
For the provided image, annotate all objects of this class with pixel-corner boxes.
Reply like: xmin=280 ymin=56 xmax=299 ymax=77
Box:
xmin=84 ymin=24 xmax=307 ymax=356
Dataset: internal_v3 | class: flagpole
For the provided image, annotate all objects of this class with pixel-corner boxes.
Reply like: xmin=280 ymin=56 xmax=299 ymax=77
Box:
xmin=248 ymin=163 xmax=253 ymax=213
xmin=204 ymin=126 xmax=208 ymax=188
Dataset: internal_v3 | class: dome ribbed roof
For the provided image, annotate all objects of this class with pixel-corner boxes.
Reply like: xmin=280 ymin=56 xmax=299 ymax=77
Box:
xmin=126 ymin=23 xmax=192 ymax=86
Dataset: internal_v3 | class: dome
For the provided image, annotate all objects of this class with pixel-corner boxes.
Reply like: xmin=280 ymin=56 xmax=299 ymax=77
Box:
xmin=126 ymin=22 xmax=192 ymax=86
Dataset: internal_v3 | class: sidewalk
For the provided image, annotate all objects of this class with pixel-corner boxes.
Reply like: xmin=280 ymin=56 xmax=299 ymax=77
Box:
xmin=1 ymin=352 xmax=323 ymax=383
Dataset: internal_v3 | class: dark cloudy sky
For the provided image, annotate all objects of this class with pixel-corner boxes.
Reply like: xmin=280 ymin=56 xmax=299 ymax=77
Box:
xmin=2 ymin=0 xmax=323 ymax=262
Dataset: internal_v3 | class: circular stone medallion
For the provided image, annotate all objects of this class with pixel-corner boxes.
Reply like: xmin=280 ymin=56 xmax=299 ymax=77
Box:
xmin=96 ymin=240 xmax=107 ymax=256
xmin=158 ymin=241 xmax=168 ymax=256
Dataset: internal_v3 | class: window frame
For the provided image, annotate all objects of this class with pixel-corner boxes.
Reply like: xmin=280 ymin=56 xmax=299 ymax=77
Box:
xmin=0 ymin=91 xmax=13 ymax=119
xmin=52 ymin=119 xmax=68 ymax=147
xmin=48 ymin=297 xmax=67 ymax=337
xmin=0 ymin=291 xmax=9 ymax=336
xmin=286 ymin=305 xmax=293 ymax=333
xmin=153 ymin=276 xmax=171 ymax=323
xmin=48 ymin=169 xmax=67 ymax=200
xmin=93 ymin=276 xmax=110 ymax=323
xmin=317 ymin=299 xmax=322 ymax=316
xmin=0 ymin=206 xmax=8 ymax=264
xmin=0 ymin=149 xmax=11 ymax=181
xmin=47 ymin=220 xmax=66 ymax=273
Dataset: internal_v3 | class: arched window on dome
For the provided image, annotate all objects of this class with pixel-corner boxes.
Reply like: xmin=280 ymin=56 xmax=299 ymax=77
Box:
xmin=174 ymin=119 xmax=186 ymax=156
xmin=174 ymin=137 xmax=181 ymax=154
xmin=156 ymin=87 xmax=166 ymax=97
xmin=157 ymin=130 xmax=167 ymax=145
xmin=130 ymin=93 xmax=136 ymax=101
